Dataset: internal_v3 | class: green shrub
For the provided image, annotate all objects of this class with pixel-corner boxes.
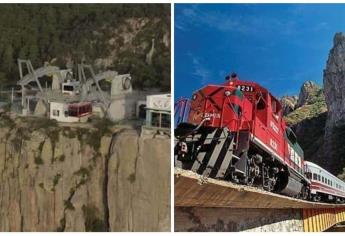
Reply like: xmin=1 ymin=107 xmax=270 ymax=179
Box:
xmin=53 ymin=173 xmax=62 ymax=187
xmin=82 ymin=205 xmax=106 ymax=232
xmin=58 ymin=154 xmax=65 ymax=162
xmin=34 ymin=156 xmax=44 ymax=165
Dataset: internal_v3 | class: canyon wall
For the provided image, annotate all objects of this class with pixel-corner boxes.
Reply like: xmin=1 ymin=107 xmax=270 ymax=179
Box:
xmin=0 ymin=116 xmax=170 ymax=231
xmin=323 ymin=32 xmax=345 ymax=174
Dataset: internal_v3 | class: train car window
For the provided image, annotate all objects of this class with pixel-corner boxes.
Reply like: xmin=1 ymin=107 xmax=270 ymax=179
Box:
xmin=317 ymin=175 xmax=320 ymax=181
xmin=306 ymin=172 xmax=312 ymax=179
xmin=322 ymin=176 xmax=324 ymax=183
xmin=313 ymin=173 xmax=317 ymax=180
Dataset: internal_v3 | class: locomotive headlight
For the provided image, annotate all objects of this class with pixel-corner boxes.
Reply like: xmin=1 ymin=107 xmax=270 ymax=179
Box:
xmin=224 ymin=90 xmax=231 ymax=96
xmin=192 ymin=94 xmax=197 ymax=100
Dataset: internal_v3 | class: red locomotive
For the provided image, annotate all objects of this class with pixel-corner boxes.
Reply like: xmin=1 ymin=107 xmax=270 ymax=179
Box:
xmin=175 ymin=73 xmax=310 ymax=199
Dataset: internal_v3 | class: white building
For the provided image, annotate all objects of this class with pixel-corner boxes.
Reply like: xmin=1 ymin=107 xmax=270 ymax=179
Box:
xmin=145 ymin=94 xmax=171 ymax=129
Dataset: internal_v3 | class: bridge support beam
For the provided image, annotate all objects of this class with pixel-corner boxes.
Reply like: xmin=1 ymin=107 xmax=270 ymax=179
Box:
xmin=303 ymin=208 xmax=345 ymax=232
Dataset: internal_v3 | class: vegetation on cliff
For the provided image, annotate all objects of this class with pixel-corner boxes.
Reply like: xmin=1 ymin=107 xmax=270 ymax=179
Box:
xmin=285 ymin=88 xmax=327 ymax=125
xmin=0 ymin=4 xmax=170 ymax=91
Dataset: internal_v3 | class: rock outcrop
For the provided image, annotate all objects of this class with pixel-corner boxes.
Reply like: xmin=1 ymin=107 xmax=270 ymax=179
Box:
xmin=281 ymin=81 xmax=323 ymax=117
xmin=284 ymin=81 xmax=326 ymax=126
xmin=281 ymin=96 xmax=298 ymax=115
xmin=296 ymin=81 xmax=321 ymax=108
xmin=0 ymin=116 xmax=170 ymax=231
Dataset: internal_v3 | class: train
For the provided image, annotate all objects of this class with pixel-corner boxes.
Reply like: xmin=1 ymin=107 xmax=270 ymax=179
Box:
xmin=174 ymin=73 xmax=345 ymax=203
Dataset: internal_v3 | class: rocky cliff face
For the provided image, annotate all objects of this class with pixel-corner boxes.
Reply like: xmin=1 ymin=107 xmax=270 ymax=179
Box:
xmin=0 ymin=115 xmax=170 ymax=231
xmin=324 ymin=32 xmax=345 ymax=129
xmin=322 ymin=32 xmax=345 ymax=175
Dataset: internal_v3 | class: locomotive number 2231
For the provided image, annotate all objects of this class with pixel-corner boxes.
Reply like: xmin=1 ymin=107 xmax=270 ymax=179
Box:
xmin=237 ymin=85 xmax=254 ymax=92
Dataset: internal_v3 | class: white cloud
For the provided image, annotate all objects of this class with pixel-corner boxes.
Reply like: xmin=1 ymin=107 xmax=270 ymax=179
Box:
xmin=175 ymin=5 xmax=299 ymax=36
xmin=188 ymin=53 xmax=211 ymax=85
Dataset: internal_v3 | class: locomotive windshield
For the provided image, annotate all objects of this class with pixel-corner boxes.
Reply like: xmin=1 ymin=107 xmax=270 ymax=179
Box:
xmin=285 ymin=127 xmax=297 ymax=144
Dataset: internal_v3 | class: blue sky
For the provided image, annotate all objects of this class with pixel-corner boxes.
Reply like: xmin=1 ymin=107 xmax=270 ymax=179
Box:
xmin=175 ymin=4 xmax=345 ymax=100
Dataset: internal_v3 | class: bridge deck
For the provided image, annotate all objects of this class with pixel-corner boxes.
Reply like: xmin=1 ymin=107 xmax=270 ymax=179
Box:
xmin=175 ymin=167 xmax=345 ymax=209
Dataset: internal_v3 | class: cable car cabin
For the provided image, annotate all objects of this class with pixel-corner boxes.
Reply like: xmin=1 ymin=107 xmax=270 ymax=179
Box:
xmin=50 ymin=101 xmax=92 ymax=123
xmin=62 ymin=80 xmax=80 ymax=96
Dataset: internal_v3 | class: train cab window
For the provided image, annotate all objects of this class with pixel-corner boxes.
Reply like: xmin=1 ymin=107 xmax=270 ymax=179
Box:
xmin=286 ymin=127 xmax=297 ymax=144
xmin=272 ymin=100 xmax=277 ymax=113
xmin=271 ymin=97 xmax=282 ymax=121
